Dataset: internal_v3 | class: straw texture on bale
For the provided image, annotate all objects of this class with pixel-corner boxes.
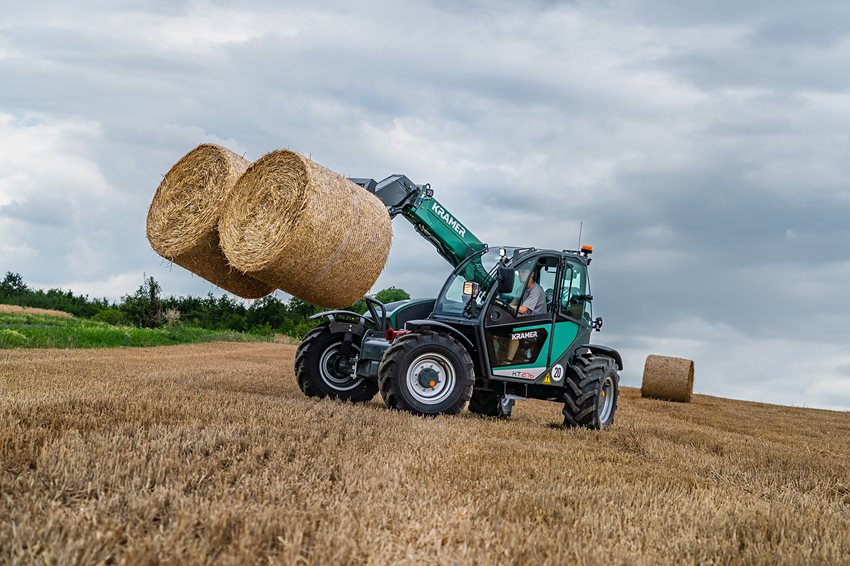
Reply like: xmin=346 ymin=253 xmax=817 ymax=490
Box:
xmin=219 ymin=150 xmax=392 ymax=308
xmin=146 ymin=144 xmax=273 ymax=299
xmin=641 ymin=355 xmax=695 ymax=403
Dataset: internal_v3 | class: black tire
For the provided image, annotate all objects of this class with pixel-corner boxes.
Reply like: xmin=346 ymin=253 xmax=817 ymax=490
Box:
xmin=378 ymin=331 xmax=474 ymax=416
xmin=294 ymin=324 xmax=378 ymax=402
xmin=468 ymin=388 xmax=513 ymax=419
xmin=562 ymin=355 xmax=619 ymax=429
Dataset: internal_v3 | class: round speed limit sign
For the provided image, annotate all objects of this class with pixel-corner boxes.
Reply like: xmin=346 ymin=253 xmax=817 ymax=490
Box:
xmin=551 ymin=364 xmax=564 ymax=382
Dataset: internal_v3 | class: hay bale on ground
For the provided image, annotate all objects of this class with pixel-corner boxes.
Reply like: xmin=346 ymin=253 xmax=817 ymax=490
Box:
xmin=641 ymin=355 xmax=695 ymax=403
xmin=219 ymin=150 xmax=392 ymax=308
xmin=146 ymin=144 xmax=273 ymax=299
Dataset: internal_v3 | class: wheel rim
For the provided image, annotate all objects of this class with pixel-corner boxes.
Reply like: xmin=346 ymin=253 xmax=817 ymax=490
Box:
xmin=319 ymin=343 xmax=362 ymax=392
xmin=500 ymin=397 xmax=515 ymax=417
xmin=598 ymin=375 xmax=615 ymax=423
xmin=405 ymin=353 xmax=456 ymax=405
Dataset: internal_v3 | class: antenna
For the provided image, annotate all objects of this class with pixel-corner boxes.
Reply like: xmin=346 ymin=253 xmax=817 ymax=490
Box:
xmin=577 ymin=221 xmax=583 ymax=249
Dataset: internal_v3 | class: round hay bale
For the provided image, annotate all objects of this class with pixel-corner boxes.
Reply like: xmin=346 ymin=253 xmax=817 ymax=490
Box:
xmin=218 ymin=150 xmax=392 ymax=308
xmin=146 ymin=144 xmax=273 ymax=299
xmin=641 ymin=355 xmax=695 ymax=403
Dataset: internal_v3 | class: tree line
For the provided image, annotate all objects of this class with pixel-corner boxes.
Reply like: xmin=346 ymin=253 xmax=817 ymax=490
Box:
xmin=0 ymin=272 xmax=410 ymax=338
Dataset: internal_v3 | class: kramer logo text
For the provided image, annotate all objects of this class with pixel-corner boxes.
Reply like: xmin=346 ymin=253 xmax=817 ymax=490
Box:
xmin=432 ymin=202 xmax=467 ymax=237
xmin=511 ymin=330 xmax=539 ymax=341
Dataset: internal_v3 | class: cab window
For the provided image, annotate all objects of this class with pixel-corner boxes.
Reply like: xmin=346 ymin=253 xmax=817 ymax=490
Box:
xmin=560 ymin=262 xmax=588 ymax=321
xmin=494 ymin=256 xmax=558 ymax=317
xmin=493 ymin=258 xmax=535 ymax=316
xmin=536 ymin=263 xmax=557 ymax=314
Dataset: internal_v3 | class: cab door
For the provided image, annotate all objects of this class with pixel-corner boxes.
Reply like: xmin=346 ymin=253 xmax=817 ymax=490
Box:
xmin=549 ymin=259 xmax=593 ymax=376
xmin=483 ymin=254 xmax=559 ymax=381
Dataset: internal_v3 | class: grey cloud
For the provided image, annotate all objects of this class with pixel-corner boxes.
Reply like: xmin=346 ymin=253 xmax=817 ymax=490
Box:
xmin=1 ymin=197 xmax=72 ymax=227
xmin=596 ymin=0 xmax=839 ymax=28
xmin=748 ymin=10 xmax=850 ymax=48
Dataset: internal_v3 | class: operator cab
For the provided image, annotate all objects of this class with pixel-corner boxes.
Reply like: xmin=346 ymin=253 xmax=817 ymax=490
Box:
xmin=431 ymin=246 xmax=595 ymax=387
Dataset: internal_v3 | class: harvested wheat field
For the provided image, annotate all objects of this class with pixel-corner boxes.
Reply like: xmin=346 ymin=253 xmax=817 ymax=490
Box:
xmin=2 ymin=344 xmax=849 ymax=564
xmin=0 ymin=304 xmax=73 ymax=319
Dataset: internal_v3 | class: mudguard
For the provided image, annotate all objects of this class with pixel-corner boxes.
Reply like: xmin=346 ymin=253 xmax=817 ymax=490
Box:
xmin=404 ymin=319 xmax=475 ymax=352
xmin=309 ymin=310 xmax=366 ymax=323
xmin=308 ymin=310 xmax=371 ymax=340
xmin=579 ymin=344 xmax=623 ymax=370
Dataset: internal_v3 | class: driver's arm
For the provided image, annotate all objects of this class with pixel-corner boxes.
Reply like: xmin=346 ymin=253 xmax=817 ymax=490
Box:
xmin=517 ymin=285 xmax=541 ymax=315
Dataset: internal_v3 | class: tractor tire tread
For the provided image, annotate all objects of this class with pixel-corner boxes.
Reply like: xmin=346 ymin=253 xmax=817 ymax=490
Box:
xmin=294 ymin=324 xmax=377 ymax=402
xmin=378 ymin=331 xmax=473 ymax=416
xmin=468 ymin=388 xmax=500 ymax=417
xmin=295 ymin=326 xmax=328 ymax=398
xmin=562 ymin=354 xmax=619 ymax=429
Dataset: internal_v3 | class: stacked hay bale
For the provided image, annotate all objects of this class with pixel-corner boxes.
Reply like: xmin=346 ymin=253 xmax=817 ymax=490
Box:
xmin=218 ymin=150 xmax=392 ymax=308
xmin=146 ymin=145 xmax=273 ymax=299
xmin=641 ymin=355 xmax=695 ymax=403
xmin=147 ymin=145 xmax=392 ymax=308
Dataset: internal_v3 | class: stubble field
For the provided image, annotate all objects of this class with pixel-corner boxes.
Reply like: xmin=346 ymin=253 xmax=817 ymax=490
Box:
xmin=1 ymin=342 xmax=849 ymax=564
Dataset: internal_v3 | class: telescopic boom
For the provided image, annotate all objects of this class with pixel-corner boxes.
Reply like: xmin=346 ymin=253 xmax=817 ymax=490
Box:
xmin=349 ymin=175 xmax=487 ymax=270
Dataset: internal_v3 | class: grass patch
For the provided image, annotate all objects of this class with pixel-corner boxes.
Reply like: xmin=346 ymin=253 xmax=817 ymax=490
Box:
xmin=0 ymin=312 xmax=271 ymax=349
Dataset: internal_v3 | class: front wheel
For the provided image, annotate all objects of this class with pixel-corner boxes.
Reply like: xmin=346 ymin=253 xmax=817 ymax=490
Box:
xmin=378 ymin=331 xmax=474 ymax=416
xmin=562 ymin=355 xmax=619 ymax=429
xmin=294 ymin=324 xmax=378 ymax=402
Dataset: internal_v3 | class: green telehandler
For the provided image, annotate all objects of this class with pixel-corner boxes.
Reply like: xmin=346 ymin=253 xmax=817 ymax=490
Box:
xmin=295 ymin=175 xmax=622 ymax=428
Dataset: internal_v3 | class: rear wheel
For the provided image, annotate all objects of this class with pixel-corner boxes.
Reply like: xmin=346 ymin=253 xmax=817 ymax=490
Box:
xmin=468 ymin=388 xmax=514 ymax=419
xmin=294 ymin=324 xmax=378 ymax=402
xmin=562 ymin=355 xmax=619 ymax=429
xmin=379 ymin=332 xmax=474 ymax=416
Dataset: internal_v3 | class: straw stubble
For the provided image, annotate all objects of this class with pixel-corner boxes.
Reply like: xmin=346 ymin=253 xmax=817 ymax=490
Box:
xmin=4 ymin=344 xmax=849 ymax=564
xmin=219 ymin=150 xmax=392 ymax=308
xmin=641 ymin=354 xmax=695 ymax=402
xmin=146 ymin=144 xmax=273 ymax=299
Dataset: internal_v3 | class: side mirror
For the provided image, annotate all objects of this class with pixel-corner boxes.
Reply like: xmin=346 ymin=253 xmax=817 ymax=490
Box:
xmin=497 ymin=267 xmax=515 ymax=294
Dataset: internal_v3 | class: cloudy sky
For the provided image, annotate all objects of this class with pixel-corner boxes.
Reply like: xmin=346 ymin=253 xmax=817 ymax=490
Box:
xmin=2 ymin=1 xmax=849 ymax=410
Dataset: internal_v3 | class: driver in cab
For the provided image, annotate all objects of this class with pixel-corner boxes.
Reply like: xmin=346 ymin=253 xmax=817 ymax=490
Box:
xmin=516 ymin=270 xmax=546 ymax=316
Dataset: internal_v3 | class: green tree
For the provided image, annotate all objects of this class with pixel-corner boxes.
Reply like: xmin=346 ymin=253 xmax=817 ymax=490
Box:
xmin=121 ymin=275 xmax=164 ymax=328
xmin=0 ymin=272 xmax=109 ymax=317
xmin=0 ymin=272 xmax=28 ymax=299
xmin=288 ymin=297 xmax=321 ymax=322
xmin=375 ymin=286 xmax=411 ymax=304
xmin=247 ymin=295 xmax=288 ymax=329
